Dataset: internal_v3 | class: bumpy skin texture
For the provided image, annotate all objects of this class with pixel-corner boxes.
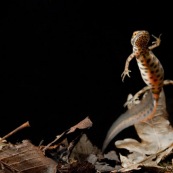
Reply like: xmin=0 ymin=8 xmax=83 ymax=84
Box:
xmin=102 ymin=31 xmax=164 ymax=152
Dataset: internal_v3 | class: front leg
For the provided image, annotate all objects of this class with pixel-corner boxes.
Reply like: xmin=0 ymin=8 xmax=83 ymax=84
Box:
xmin=121 ymin=53 xmax=135 ymax=82
xmin=148 ymin=34 xmax=162 ymax=50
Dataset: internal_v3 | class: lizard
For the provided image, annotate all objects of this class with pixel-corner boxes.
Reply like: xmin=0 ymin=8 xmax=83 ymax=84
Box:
xmin=102 ymin=30 xmax=164 ymax=152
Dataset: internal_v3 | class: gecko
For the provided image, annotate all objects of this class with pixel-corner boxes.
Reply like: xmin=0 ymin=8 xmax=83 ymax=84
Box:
xmin=102 ymin=30 xmax=164 ymax=152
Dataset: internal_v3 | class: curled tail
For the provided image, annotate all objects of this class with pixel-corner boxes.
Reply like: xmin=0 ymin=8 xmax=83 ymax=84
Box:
xmin=102 ymin=90 xmax=157 ymax=152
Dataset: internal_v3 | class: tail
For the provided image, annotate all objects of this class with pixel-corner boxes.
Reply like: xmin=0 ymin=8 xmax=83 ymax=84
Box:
xmin=102 ymin=90 xmax=157 ymax=152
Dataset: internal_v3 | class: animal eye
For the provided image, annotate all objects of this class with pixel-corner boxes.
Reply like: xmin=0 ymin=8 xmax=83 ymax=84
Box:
xmin=133 ymin=32 xmax=138 ymax=36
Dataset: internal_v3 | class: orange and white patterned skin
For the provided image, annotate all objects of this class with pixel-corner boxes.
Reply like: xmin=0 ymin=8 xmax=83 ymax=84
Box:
xmin=102 ymin=31 xmax=164 ymax=152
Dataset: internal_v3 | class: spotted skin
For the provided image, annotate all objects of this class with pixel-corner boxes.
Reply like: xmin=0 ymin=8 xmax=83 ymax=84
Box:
xmin=102 ymin=31 xmax=164 ymax=152
xmin=121 ymin=30 xmax=164 ymax=103
xmin=121 ymin=31 xmax=164 ymax=122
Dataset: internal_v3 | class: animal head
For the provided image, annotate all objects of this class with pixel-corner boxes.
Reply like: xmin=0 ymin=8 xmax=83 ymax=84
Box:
xmin=131 ymin=30 xmax=150 ymax=48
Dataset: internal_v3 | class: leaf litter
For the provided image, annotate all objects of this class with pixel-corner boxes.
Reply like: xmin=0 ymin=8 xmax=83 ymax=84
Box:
xmin=0 ymin=87 xmax=173 ymax=173
xmin=113 ymin=88 xmax=173 ymax=172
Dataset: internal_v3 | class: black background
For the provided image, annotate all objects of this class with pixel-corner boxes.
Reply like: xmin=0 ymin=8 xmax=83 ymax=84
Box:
xmin=1 ymin=1 xmax=173 ymax=150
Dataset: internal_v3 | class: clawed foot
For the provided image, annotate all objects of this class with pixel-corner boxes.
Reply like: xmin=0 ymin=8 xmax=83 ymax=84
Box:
xmin=123 ymin=94 xmax=140 ymax=109
xmin=121 ymin=69 xmax=131 ymax=82
xmin=124 ymin=89 xmax=149 ymax=109
xmin=151 ymin=34 xmax=162 ymax=47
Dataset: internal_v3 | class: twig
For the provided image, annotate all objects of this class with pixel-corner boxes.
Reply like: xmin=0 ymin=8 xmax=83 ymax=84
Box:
xmin=42 ymin=131 xmax=67 ymax=153
xmin=1 ymin=121 xmax=30 ymax=141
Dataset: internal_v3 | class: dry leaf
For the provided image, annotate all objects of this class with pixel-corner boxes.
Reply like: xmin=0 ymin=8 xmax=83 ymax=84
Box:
xmin=0 ymin=140 xmax=57 ymax=173
xmin=70 ymin=134 xmax=117 ymax=172
xmin=94 ymin=161 xmax=116 ymax=172
xmin=67 ymin=116 xmax=93 ymax=134
xmin=70 ymin=133 xmax=101 ymax=162
xmin=0 ymin=139 xmax=7 ymax=150
xmin=115 ymin=89 xmax=173 ymax=172
xmin=42 ymin=116 xmax=93 ymax=153
xmin=104 ymin=151 xmax=120 ymax=162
